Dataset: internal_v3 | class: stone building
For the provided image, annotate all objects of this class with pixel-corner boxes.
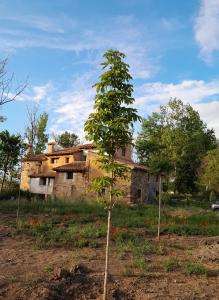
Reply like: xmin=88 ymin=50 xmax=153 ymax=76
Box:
xmin=20 ymin=142 xmax=158 ymax=203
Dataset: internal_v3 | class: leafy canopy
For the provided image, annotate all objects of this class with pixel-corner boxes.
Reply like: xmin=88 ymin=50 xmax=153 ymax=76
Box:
xmin=24 ymin=107 xmax=48 ymax=154
xmin=54 ymin=131 xmax=79 ymax=148
xmin=0 ymin=130 xmax=23 ymax=189
xmin=136 ymin=98 xmax=216 ymax=193
xmin=200 ymin=148 xmax=219 ymax=193
xmin=84 ymin=49 xmax=140 ymax=204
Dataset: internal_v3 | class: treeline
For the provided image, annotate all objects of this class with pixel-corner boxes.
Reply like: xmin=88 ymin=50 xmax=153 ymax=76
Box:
xmin=136 ymin=98 xmax=218 ymax=199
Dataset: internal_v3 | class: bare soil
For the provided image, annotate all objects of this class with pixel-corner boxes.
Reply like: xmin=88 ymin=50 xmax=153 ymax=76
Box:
xmin=0 ymin=215 xmax=218 ymax=300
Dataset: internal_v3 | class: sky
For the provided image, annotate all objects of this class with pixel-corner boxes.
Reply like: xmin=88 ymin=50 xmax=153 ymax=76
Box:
xmin=1 ymin=0 xmax=219 ymax=139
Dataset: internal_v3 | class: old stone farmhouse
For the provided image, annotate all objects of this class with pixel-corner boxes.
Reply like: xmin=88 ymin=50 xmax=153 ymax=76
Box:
xmin=20 ymin=142 xmax=158 ymax=203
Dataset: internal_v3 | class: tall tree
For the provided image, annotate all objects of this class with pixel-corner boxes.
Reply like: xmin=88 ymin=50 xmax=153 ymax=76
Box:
xmin=136 ymin=98 xmax=216 ymax=194
xmin=0 ymin=130 xmax=23 ymax=192
xmin=54 ymin=131 xmax=79 ymax=148
xmin=84 ymin=50 xmax=140 ymax=300
xmin=24 ymin=106 xmax=49 ymax=154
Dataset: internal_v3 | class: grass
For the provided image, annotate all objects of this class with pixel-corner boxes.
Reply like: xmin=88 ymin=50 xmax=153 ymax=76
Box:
xmin=0 ymin=198 xmax=219 ymax=251
xmin=183 ymin=262 xmax=210 ymax=276
xmin=162 ymin=258 xmax=180 ymax=272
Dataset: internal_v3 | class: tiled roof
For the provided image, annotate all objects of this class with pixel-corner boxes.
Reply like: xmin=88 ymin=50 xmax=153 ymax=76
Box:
xmin=53 ymin=161 xmax=87 ymax=172
xmin=46 ymin=143 xmax=96 ymax=156
xmin=30 ymin=172 xmax=56 ymax=178
xmin=22 ymin=154 xmax=47 ymax=162
xmin=46 ymin=148 xmax=81 ymax=156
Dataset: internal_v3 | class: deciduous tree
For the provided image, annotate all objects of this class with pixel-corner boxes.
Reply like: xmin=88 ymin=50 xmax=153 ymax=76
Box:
xmin=136 ymin=98 xmax=216 ymax=194
xmin=24 ymin=106 xmax=49 ymax=154
xmin=54 ymin=131 xmax=79 ymax=148
xmin=0 ymin=130 xmax=23 ymax=192
xmin=199 ymin=148 xmax=219 ymax=193
xmin=84 ymin=49 xmax=140 ymax=299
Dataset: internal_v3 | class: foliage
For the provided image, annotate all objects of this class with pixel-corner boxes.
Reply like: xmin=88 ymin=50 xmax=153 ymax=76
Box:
xmin=162 ymin=258 xmax=180 ymax=272
xmin=183 ymin=262 xmax=209 ymax=275
xmin=0 ymin=130 xmax=23 ymax=191
xmin=84 ymin=49 xmax=140 ymax=298
xmin=24 ymin=106 xmax=49 ymax=154
xmin=136 ymin=98 xmax=216 ymax=194
xmin=54 ymin=131 xmax=80 ymax=148
xmin=84 ymin=49 xmax=140 ymax=205
xmin=199 ymin=148 xmax=219 ymax=193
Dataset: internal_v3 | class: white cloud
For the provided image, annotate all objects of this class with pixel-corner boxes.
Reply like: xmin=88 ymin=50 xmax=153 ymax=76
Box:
xmin=194 ymin=101 xmax=219 ymax=136
xmin=135 ymin=79 xmax=219 ymax=136
xmin=0 ymin=15 xmax=158 ymax=79
xmin=16 ymin=82 xmax=53 ymax=103
xmin=194 ymin=0 xmax=219 ymax=62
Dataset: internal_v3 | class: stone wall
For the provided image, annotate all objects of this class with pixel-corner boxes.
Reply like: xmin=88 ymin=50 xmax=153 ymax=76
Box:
xmin=20 ymin=161 xmax=41 ymax=191
xmin=54 ymin=172 xmax=88 ymax=198
xmin=130 ymin=169 xmax=149 ymax=203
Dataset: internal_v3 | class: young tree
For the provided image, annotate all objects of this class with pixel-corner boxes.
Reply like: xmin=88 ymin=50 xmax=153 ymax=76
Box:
xmin=24 ymin=106 xmax=49 ymax=154
xmin=0 ymin=130 xmax=23 ymax=192
xmin=84 ymin=49 xmax=140 ymax=299
xmin=54 ymin=131 xmax=79 ymax=148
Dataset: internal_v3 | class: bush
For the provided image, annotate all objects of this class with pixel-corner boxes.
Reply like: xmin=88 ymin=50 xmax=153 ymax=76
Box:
xmin=183 ymin=262 xmax=209 ymax=275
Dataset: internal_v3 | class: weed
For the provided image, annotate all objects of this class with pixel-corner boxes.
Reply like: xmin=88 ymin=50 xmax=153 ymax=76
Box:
xmin=44 ymin=265 xmax=54 ymax=273
xmin=162 ymin=258 xmax=180 ymax=272
xmin=183 ymin=262 xmax=209 ymax=275
xmin=132 ymin=258 xmax=149 ymax=272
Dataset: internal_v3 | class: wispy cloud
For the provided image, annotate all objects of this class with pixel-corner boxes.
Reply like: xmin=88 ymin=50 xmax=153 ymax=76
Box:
xmin=0 ymin=14 xmax=159 ymax=79
xmin=17 ymin=82 xmax=53 ymax=103
xmin=135 ymin=79 xmax=219 ymax=136
xmin=194 ymin=0 xmax=219 ymax=63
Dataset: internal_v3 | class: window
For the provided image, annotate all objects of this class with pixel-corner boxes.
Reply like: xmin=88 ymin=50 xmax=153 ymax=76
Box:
xmin=122 ymin=148 xmax=126 ymax=156
xmin=51 ymin=158 xmax=59 ymax=164
xmin=65 ymin=157 xmax=69 ymax=163
xmin=39 ymin=177 xmax=47 ymax=186
xmin=66 ymin=172 xmax=73 ymax=180
xmin=81 ymin=151 xmax=87 ymax=161
xmin=137 ymin=189 xmax=141 ymax=198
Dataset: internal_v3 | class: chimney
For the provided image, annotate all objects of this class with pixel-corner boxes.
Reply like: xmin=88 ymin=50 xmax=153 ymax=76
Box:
xmin=27 ymin=144 xmax=33 ymax=155
xmin=47 ymin=141 xmax=56 ymax=154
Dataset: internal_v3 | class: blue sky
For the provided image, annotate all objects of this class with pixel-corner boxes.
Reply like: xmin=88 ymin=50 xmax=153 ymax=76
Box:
xmin=1 ymin=0 xmax=219 ymax=139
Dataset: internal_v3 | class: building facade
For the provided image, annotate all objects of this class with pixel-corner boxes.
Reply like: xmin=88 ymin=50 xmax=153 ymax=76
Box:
xmin=20 ymin=143 xmax=158 ymax=203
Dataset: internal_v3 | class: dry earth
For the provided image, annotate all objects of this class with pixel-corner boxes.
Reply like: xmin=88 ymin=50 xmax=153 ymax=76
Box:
xmin=0 ymin=215 xmax=219 ymax=300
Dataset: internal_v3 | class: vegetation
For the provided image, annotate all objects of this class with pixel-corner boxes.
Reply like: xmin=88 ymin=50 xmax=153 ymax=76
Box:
xmin=24 ymin=105 xmax=49 ymax=154
xmin=54 ymin=131 xmax=80 ymax=148
xmin=0 ymin=130 xmax=23 ymax=192
xmin=200 ymin=148 xmax=219 ymax=194
xmin=136 ymin=98 xmax=217 ymax=194
xmin=84 ymin=49 xmax=140 ymax=299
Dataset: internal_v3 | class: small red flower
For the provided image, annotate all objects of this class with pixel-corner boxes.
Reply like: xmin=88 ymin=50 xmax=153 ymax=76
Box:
xmin=111 ymin=227 xmax=118 ymax=237
xmin=29 ymin=218 xmax=39 ymax=226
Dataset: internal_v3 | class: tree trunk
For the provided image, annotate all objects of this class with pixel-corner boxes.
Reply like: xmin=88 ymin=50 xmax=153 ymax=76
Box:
xmin=103 ymin=208 xmax=111 ymax=300
xmin=157 ymin=175 xmax=162 ymax=240
xmin=0 ymin=155 xmax=9 ymax=192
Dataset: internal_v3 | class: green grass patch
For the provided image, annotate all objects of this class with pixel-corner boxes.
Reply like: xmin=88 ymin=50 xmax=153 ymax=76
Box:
xmin=162 ymin=258 xmax=180 ymax=272
xmin=183 ymin=262 xmax=210 ymax=276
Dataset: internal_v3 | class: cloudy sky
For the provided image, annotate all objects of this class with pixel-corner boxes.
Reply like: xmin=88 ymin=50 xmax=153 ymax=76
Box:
xmin=1 ymin=0 xmax=219 ymax=138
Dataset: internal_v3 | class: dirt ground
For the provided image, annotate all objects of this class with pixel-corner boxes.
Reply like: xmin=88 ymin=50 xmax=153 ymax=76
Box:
xmin=0 ymin=215 xmax=219 ymax=300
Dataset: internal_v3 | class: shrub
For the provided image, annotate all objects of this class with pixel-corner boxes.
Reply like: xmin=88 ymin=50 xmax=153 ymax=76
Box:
xmin=183 ymin=262 xmax=209 ymax=275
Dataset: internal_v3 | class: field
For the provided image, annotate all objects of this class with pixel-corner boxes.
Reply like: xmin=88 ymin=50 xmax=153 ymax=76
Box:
xmin=0 ymin=199 xmax=219 ymax=300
